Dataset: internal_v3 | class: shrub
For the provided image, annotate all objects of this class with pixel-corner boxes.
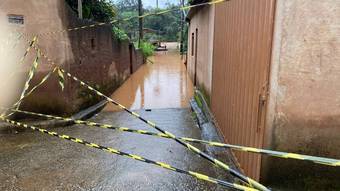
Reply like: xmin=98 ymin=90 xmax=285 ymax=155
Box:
xmin=139 ymin=41 xmax=155 ymax=58
xmin=112 ymin=26 xmax=129 ymax=41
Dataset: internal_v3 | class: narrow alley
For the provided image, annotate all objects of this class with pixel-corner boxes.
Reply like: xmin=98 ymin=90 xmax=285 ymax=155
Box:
xmin=0 ymin=46 xmax=232 ymax=191
xmin=2 ymin=0 xmax=339 ymax=190
xmin=104 ymin=43 xmax=194 ymax=111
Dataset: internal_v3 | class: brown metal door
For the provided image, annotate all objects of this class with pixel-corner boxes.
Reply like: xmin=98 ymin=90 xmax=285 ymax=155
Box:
xmin=211 ymin=0 xmax=276 ymax=180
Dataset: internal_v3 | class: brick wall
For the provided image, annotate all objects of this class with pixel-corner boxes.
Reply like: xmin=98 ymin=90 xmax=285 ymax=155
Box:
xmin=1 ymin=0 xmax=144 ymax=116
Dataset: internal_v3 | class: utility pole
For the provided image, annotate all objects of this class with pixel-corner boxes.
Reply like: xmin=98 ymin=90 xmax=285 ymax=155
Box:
xmin=180 ymin=0 xmax=185 ymax=55
xmin=138 ymin=0 xmax=143 ymax=47
xmin=156 ymin=0 xmax=160 ymax=45
xmin=78 ymin=0 xmax=83 ymax=19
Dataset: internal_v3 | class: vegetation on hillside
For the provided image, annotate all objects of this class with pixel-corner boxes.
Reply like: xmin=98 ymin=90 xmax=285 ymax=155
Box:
xmin=144 ymin=5 xmax=181 ymax=42
xmin=115 ymin=0 xmax=188 ymax=45
xmin=65 ymin=0 xmax=189 ymax=55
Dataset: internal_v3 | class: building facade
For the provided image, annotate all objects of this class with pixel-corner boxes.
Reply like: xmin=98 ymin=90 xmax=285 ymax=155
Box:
xmin=187 ymin=4 xmax=215 ymax=98
xmin=187 ymin=0 xmax=340 ymax=187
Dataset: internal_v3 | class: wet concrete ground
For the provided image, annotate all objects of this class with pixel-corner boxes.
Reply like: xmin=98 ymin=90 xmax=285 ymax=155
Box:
xmin=0 ymin=109 xmax=228 ymax=191
xmin=0 ymin=46 xmax=234 ymax=190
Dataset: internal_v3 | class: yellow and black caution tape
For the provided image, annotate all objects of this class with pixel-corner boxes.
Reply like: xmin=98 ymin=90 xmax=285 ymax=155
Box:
xmin=13 ymin=49 xmax=40 ymax=109
xmin=21 ymin=36 xmax=38 ymax=65
xmin=1 ymin=68 xmax=57 ymax=117
xmin=0 ymin=35 xmax=37 ymax=88
xmin=21 ymin=67 xmax=57 ymax=99
xmin=0 ymin=37 xmax=66 ymax=118
xmin=35 ymin=0 xmax=226 ymax=38
xmin=31 ymin=44 xmax=57 ymax=67
xmin=26 ymin=44 xmax=268 ymax=190
xmin=6 ymin=108 xmax=340 ymax=167
xmin=2 ymin=38 xmax=40 ymax=117
xmin=0 ymin=117 xmax=257 ymax=191
xmin=181 ymin=139 xmax=340 ymax=167
xmin=58 ymin=68 xmax=269 ymax=191
xmin=7 ymin=34 xmax=26 ymax=65
xmin=57 ymin=68 xmax=65 ymax=91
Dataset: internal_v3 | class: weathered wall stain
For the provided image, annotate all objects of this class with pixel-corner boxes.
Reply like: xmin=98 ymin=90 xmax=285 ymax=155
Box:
xmin=187 ymin=0 xmax=340 ymax=185
xmin=264 ymin=0 xmax=340 ymax=187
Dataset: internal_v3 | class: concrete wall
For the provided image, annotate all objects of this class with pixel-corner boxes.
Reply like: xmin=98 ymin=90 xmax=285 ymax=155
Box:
xmin=187 ymin=0 xmax=339 ymax=186
xmin=0 ymin=0 xmax=144 ymax=115
xmin=263 ymin=0 xmax=340 ymax=188
xmin=187 ymin=5 xmax=215 ymax=99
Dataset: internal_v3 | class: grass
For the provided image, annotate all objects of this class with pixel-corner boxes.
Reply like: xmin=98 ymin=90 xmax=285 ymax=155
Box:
xmin=194 ymin=94 xmax=203 ymax=109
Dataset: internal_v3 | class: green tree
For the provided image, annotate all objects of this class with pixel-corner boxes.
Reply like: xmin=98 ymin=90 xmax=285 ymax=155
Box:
xmin=113 ymin=0 xmax=188 ymax=44
xmin=143 ymin=5 xmax=181 ymax=42
xmin=65 ymin=0 xmax=117 ymax=22
xmin=113 ymin=0 xmax=139 ymax=42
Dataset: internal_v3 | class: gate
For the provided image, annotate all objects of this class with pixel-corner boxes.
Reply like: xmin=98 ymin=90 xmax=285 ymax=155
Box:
xmin=211 ymin=0 xmax=276 ymax=180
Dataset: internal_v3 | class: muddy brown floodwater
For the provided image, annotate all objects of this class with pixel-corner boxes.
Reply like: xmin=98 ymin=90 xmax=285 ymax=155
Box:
xmin=104 ymin=43 xmax=194 ymax=112
xmin=0 ymin=44 xmax=234 ymax=190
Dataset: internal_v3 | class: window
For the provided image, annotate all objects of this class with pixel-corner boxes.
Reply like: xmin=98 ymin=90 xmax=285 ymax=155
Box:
xmin=8 ymin=15 xmax=24 ymax=25
xmin=191 ymin=33 xmax=194 ymax=56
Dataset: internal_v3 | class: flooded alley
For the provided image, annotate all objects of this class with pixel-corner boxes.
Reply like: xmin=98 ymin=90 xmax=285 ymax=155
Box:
xmin=0 ymin=46 xmax=233 ymax=191
xmin=104 ymin=43 xmax=194 ymax=111
xmin=1 ymin=0 xmax=339 ymax=190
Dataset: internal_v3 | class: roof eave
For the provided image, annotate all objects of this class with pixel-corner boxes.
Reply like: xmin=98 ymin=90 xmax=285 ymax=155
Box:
xmin=186 ymin=0 xmax=210 ymax=21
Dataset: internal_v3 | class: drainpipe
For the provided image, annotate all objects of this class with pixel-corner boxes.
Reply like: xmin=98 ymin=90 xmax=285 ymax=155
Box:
xmin=180 ymin=0 xmax=184 ymax=56
xmin=138 ymin=0 xmax=143 ymax=48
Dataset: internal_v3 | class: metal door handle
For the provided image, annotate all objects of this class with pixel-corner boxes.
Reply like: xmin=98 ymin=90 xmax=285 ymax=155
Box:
xmin=256 ymin=94 xmax=266 ymax=133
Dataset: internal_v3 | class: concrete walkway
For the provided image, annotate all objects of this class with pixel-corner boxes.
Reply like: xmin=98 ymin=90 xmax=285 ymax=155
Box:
xmin=0 ymin=109 xmax=227 ymax=191
xmin=0 ymin=46 xmax=233 ymax=190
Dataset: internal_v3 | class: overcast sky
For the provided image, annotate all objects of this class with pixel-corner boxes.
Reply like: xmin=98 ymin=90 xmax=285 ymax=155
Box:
xmin=143 ymin=0 xmax=180 ymax=8
xmin=112 ymin=0 xmax=182 ymax=9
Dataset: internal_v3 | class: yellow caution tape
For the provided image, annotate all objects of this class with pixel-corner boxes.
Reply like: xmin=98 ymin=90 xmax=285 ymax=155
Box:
xmin=4 ymin=108 xmax=340 ymax=168
xmin=1 ymin=68 xmax=57 ymax=118
xmin=0 ymin=117 xmax=256 ymax=191
xmin=34 ymin=0 xmax=227 ymax=38
xmin=3 ymin=39 xmax=40 ymax=117
xmin=0 ymin=35 xmax=36 ymax=88
xmin=57 ymin=67 xmax=65 ymax=91
xmin=26 ymin=41 xmax=269 ymax=190
xmin=59 ymin=67 xmax=268 ymax=190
